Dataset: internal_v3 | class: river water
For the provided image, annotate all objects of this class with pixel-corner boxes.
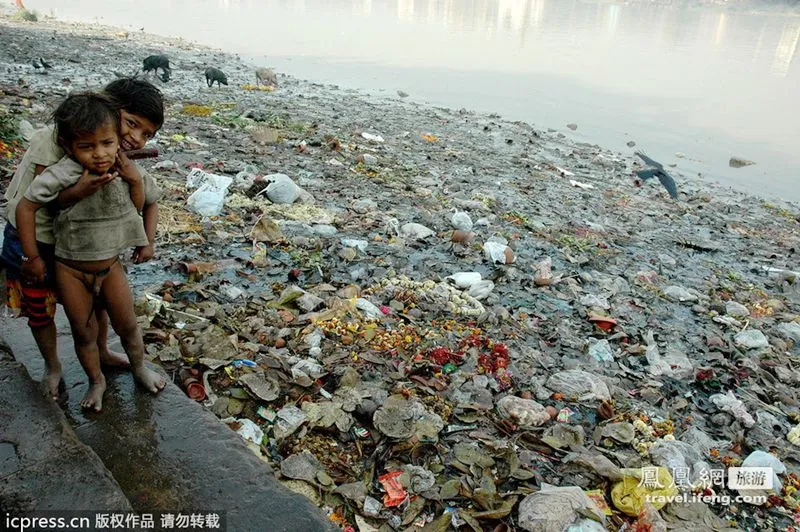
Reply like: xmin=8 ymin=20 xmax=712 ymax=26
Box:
xmin=26 ymin=0 xmax=800 ymax=200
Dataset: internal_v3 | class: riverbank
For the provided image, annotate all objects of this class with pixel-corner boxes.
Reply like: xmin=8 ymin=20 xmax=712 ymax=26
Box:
xmin=2 ymin=6 xmax=800 ymax=531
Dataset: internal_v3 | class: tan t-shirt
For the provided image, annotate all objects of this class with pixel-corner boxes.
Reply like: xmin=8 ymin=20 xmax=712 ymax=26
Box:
xmin=24 ymin=157 xmax=159 ymax=261
xmin=4 ymin=126 xmax=64 ymax=244
xmin=5 ymin=126 xmax=161 ymax=244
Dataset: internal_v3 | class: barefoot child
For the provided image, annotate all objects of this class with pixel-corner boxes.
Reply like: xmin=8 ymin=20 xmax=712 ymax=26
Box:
xmin=15 ymin=92 xmax=166 ymax=412
xmin=1 ymin=77 xmax=163 ymax=400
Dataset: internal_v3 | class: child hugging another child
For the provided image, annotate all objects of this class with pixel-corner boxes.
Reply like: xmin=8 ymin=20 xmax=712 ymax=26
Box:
xmin=15 ymin=92 xmax=166 ymax=412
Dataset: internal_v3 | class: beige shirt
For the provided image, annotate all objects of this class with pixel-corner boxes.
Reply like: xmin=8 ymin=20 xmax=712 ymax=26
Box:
xmin=24 ymin=157 xmax=160 ymax=261
xmin=4 ymin=126 xmax=64 ymax=244
xmin=5 ymin=126 xmax=161 ymax=245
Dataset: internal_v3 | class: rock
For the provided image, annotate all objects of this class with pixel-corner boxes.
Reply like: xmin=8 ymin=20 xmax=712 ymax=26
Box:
xmin=725 ymin=301 xmax=750 ymax=317
xmin=311 ymin=224 xmax=338 ymax=236
xmin=734 ymin=329 xmax=769 ymax=350
xmin=566 ymin=123 xmax=578 ymax=131
xmin=664 ymin=285 xmax=699 ymax=302
xmin=352 ymin=198 xmax=377 ymax=213
xmin=450 ymin=211 xmax=473 ymax=231
xmin=340 ymin=238 xmax=368 ymax=252
xmin=264 ymin=174 xmax=301 ymax=204
xmin=778 ymin=322 xmax=800 ymax=343
xmin=496 ymin=396 xmax=550 ymax=428
xmin=729 ymin=157 xmax=755 ymax=168
xmin=397 ymin=90 xmax=409 ymax=98
xmin=626 ymin=141 xmax=636 ymax=148
xmin=357 ymin=153 xmax=378 ymax=166
xmin=534 ymin=257 xmax=554 ymax=286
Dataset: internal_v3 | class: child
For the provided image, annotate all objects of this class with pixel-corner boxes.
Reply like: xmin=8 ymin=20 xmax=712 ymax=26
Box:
xmin=15 ymin=92 xmax=165 ymax=412
xmin=1 ymin=77 xmax=163 ymax=400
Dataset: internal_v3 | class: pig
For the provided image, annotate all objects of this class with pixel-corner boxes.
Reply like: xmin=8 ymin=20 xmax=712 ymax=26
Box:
xmin=142 ymin=54 xmax=171 ymax=81
xmin=255 ymin=67 xmax=278 ymax=87
xmin=205 ymin=67 xmax=228 ymax=87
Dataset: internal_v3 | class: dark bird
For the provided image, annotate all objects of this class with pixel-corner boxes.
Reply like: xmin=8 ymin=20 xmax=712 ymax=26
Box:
xmin=634 ymin=151 xmax=679 ymax=200
xmin=39 ymin=57 xmax=52 ymax=69
xmin=31 ymin=59 xmax=41 ymax=69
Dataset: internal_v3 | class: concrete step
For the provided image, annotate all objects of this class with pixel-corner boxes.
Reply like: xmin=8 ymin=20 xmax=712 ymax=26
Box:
xmin=0 ymin=341 xmax=132 ymax=514
xmin=0 ymin=312 xmax=333 ymax=531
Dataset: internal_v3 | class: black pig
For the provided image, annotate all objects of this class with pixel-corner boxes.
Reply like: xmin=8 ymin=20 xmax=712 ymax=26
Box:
xmin=205 ymin=67 xmax=228 ymax=87
xmin=142 ymin=55 xmax=171 ymax=81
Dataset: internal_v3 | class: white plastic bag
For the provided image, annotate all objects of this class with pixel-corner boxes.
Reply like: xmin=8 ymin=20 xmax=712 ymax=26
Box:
xmin=185 ymin=168 xmax=232 ymax=217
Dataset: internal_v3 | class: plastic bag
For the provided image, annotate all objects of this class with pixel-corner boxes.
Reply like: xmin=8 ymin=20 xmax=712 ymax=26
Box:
xmin=611 ymin=467 xmax=678 ymax=516
xmin=186 ymin=168 xmax=232 ymax=217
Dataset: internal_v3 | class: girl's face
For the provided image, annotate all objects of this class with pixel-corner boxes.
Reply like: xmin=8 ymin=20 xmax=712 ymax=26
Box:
xmin=69 ymin=121 xmax=119 ymax=174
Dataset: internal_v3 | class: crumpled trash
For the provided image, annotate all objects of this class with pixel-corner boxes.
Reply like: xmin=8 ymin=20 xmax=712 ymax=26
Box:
xmin=446 ymin=272 xmax=482 ymax=289
xmin=663 ymin=285 xmax=699 ymax=302
xmin=610 ymin=467 xmax=678 ymax=516
xmin=709 ymin=390 xmax=755 ymax=427
xmin=378 ymin=471 xmax=407 ymax=507
xmin=600 ymin=422 xmax=635 ymax=444
xmin=273 ymin=405 xmax=307 ymax=440
xmin=737 ymin=450 xmax=786 ymax=504
xmin=239 ymin=372 xmax=280 ymax=401
xmin=373 ymin=395 xmax=444 ymax=441
xmin=280 ymin=451 xmax=323 ymax=482
xmin=517 ymin=484 xmax=605 ymax=532
xmin=263 ymin=173 xmax=302 ymax=204
xmin=587 ymin=339 xmax=614 ymax=363
xmin=546 ymin=370 xmax=611 ymax=401
xmin=496 ymin=395 xmax=551 ymax=428
xmin=222 ymin=417 xmax=264 ymax=445
xmin=483 ymin=241 xmax=515 ymax=264
xmin=400 ymin=222 xmax=434 ymax=240
xmin=649 ymin=440 xmax=711 ymax=486
xmin=186 ymin=168 xmax=233 ymax=216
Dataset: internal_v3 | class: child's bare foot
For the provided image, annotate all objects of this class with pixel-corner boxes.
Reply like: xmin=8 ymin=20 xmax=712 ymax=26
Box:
xmin=99 ymin=348 xmax=130 ymax=369
xmin=133 ymin=365 xmax=166 ymax=394
xmin=80 ymin=375 xmax=107 ymax=412
xmin=40 ymin=361 xmax=64 ymax=400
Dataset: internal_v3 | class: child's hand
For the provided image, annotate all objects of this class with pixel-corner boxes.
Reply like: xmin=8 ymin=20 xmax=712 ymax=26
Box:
xmin=132 ymin=244 xmax=155 ymax=263
xmin=115 ymin=151 xmax=142 ymax=185
xmin=21 ymin=256 xmax=47 ymax=285
xmin=73 ymin=168 xmax=118 ymax=200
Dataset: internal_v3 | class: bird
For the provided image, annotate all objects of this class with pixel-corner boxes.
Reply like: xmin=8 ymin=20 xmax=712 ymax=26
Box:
xmin=39 ymin=57 xmax=52 ymax=69
xmin=31 ymin=59 xmax=41 ymax=69
xmin=634 ymin=151 xmax=679 ymax=200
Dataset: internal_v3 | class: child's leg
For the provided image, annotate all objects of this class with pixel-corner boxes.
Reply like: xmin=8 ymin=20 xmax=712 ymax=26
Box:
xmin=95 ymin=309 xmax=130 ymax=368
xmin=54 ymin=263 xmax=105 ymax=412
xmin=100 ymin=264 xmax=165 ymax=394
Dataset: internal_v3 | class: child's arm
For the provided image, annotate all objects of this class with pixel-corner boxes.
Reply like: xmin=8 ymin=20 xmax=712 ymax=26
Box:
xmin=133 ymin=202 xmax=158 ymax=263
xmin=115 ymin=151 xmax=145 ymax=212
xmin=16 ymin=198 xmax=46 ymax=283
xmin=55 ymin=170 xmax=117 ymax=208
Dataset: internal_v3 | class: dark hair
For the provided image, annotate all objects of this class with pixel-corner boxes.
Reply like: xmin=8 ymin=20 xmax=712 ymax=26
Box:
xmin=52 ymin=92 xmax=120 ymax=151
xmin=104 ymin=77 xmax=165 ymax=129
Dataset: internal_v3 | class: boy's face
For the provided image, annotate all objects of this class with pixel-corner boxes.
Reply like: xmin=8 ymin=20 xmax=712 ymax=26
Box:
xmin=68 ymin=122 xmax=119 ymax=174
xmin=119 ymin=110 xmax=158 ymax=151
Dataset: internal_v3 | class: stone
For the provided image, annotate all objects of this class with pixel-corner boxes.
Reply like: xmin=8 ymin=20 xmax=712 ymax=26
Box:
xmin=725 ymin=301 xmax=750 ymax=317
xmin=729 ymin=157 xmax=755 ymax=168
xmin=664 ymin=285 xmax=698 ymax=302
xmin=734 ymin=329 xmax=769 ymax=350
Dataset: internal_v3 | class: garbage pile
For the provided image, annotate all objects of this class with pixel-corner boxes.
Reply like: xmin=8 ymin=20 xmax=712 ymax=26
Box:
xmin=2 ymin=12 xmax=800 ymax=531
